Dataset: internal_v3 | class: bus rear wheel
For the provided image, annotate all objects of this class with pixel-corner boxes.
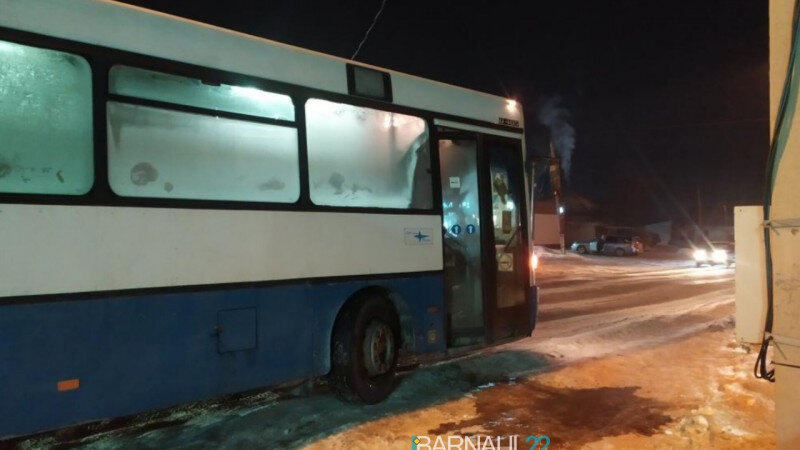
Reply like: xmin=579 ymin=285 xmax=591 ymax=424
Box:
xmin=330 ymin=295 xmax=400 ymax=404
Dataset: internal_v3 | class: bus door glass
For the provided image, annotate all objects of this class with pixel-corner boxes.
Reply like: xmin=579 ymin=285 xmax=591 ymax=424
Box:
xmin=438 ymin=137 xmax=486 ymax=346
xmin=484 ymin=137 xmax=530 ymax=341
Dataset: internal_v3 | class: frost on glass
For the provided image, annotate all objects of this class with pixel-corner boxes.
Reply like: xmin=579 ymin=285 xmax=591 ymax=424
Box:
xmin=109 ymin=65 xmax=294 ymax=121
xmin=0 ymin=40 xmax=93 ymax=195
xmin=439 ymin=139 xmax=484 ymax=334
xmin=107 ymin=102 xmax=300 ymax=202
xmin=305 ymin=99 xmax=432 ymax=209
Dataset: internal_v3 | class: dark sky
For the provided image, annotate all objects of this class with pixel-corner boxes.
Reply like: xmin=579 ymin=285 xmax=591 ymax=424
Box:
xmin=119 ymin=0 xmax=769 ymax=225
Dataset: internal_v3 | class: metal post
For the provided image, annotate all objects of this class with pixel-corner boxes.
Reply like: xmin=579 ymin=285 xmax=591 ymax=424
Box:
xmin=528 ymin=163 xmax=536 ymax=286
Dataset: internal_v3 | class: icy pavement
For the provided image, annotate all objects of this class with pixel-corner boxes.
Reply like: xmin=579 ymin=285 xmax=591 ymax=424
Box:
xmin=307 ymin=250 xmax=770 ymax=449
xmin=18 ymin=248 xmax=772 ymax=449
xmin=524 ymin=246 xmax=735 ymax=363
xmin=310 ymin=330 xmax=773 ymax=449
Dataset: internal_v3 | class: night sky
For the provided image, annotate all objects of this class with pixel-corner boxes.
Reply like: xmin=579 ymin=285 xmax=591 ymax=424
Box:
xmin=119 ymin=0 xmax=769 ymax=225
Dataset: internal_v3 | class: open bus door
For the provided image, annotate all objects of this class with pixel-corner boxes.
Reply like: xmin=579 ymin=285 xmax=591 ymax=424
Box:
xmin=438 ymin=130 xmax=532 ymax=347
xmin=483 ymin=135 xmax=532 ymax=342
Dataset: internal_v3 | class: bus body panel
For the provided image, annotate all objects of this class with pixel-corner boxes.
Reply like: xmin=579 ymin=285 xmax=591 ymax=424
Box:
xmin=0 ymin=275 xmax=445 ymax=437
xmin=0 ymin=0 xmax=523 ymax=129
xmin=0 ymin=204 xmax=442 ymax=299
xmin=0 ymin=0 xmax=533 ymax=439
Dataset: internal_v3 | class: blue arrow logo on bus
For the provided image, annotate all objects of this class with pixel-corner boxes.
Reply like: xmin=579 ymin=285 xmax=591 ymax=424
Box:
xmin=451 ymin=224 xmax=462 ymax=235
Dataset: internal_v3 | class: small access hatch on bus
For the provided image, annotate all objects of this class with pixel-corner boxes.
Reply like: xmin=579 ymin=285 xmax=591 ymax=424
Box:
xmin=217 ymin=308 xmax=257 ymax=353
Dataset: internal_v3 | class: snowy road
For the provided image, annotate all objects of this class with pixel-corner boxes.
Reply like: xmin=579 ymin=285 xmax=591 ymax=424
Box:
xmin=24 ymin=250 xmax=740 ymax=449
xmin=522 ymin=251 xmax=734 ymax=364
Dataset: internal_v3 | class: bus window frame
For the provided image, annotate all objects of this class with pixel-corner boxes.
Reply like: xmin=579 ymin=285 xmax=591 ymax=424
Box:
xmin=0 ymin=26 xmax=521 ymax=218
xmin=0 ymin=35 xmax=98 ymax=198
xmin=304 ymin=97 xmax=433 ymax=210
xmin=106 ymin=64 xmax=302 ymax=204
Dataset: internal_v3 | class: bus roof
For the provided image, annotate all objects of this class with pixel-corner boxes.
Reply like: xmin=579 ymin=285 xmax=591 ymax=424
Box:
xmin=0 ymin=0 xmax=524 ymax=130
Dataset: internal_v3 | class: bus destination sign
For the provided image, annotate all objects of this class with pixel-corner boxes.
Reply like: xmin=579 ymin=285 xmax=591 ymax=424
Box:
xmin=499 ymin=117 xmax=520 ymax=127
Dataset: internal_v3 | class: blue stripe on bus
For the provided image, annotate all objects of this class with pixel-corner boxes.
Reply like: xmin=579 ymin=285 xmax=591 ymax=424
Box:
xmin=0 ymin=274 xmax=444 ymax=438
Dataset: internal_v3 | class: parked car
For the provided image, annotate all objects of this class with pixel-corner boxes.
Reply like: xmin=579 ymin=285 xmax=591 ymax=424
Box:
xmin=570 ymin=235 xmax=641 ymax=256
xmin=693 ymin=242 xmax=735 ymax=267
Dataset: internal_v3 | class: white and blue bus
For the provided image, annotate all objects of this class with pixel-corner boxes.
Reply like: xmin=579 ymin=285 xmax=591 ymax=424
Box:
xmin=0 ymin=0 xmax=538 ymax=438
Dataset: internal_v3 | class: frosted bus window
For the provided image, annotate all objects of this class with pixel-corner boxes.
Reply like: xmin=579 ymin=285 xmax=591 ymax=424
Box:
xmin=109 ymin=65 xmax=294 ymax=121
xmin=107 ymin=102 xmax=300 ymax=203
xmin=305 ymin=99 xmax=432 ymax=209
xmin=0 ymin=40 xmax=93 ymax=195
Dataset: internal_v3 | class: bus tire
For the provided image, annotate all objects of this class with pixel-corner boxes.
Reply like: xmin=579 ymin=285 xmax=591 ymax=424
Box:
xmin=576 ymin=245 xmax=587 ymax=254
xmin=329 ymin=295 xmax=400 ymax=404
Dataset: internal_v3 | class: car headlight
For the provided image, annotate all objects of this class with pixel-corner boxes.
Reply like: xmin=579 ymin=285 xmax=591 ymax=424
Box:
xmin=693 ymin=249 xmax=708 ymax=261
xmin=712 ymin=249 xmax=727 ymax=263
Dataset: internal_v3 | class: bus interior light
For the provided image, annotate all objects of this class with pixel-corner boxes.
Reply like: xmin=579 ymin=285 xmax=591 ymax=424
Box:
xmin=229 ymin=85 xmax=286 ymax=104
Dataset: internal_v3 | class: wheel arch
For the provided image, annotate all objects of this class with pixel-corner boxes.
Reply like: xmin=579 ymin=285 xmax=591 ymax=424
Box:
xmin=320 ymin=285 xmax=414 ymax=376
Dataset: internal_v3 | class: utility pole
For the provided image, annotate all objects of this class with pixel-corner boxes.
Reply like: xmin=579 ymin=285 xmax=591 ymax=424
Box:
xmin=755 ymin=3 xmax=800 ymax=447
xmin=696 ymin=183 xmax=703 ymax=230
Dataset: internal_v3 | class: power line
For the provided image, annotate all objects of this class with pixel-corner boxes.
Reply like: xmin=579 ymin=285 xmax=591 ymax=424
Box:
xmin=351 ymin=0 xmax=388 ymax=60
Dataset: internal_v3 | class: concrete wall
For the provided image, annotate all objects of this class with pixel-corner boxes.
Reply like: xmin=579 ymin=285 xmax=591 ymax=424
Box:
xmin=768 ymin=2 xmax=800 ymax=447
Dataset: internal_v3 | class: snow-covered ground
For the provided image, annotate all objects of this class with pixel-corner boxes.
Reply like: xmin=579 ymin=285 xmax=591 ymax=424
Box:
xmin=17 ymin=248 xmax=774 ymax=449
xmin=525 ymin=246 xmax=735 ymax=363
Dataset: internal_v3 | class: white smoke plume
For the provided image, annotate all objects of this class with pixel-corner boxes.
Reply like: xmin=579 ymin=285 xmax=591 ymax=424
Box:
xmin=537 ymin=96 xmax=575 ymax=181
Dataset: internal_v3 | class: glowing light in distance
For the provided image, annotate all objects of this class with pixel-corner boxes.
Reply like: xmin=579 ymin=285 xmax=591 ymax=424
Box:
xmin=693 ymin=249 xmax=708 ymax=261
xmin=712 ymin=249 xmax=727 ymax=263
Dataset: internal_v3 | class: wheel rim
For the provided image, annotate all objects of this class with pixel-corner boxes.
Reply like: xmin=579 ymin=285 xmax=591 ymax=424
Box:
xmin=363 ymin=320 xmax=395 ymax=377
